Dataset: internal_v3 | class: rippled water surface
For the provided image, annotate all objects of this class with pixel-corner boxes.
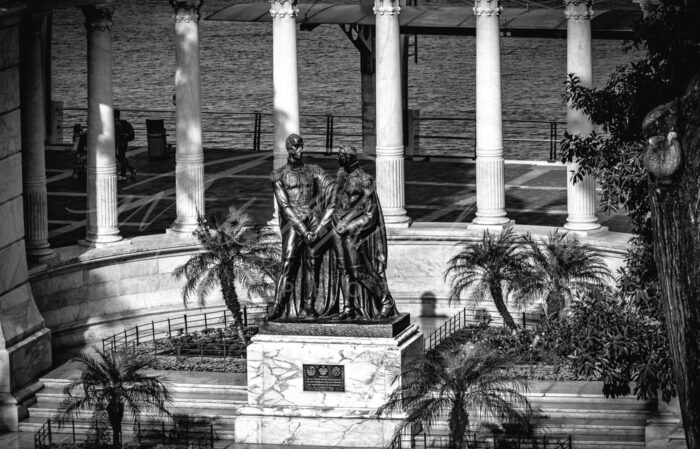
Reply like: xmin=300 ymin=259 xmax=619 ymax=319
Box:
xmin=51 ymin=0 xmax=642 ymax=158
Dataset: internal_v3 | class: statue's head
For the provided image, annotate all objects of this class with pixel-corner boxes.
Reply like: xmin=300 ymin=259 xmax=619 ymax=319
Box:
xmin=337 ymin=144 xmax=359 ymax=169
xmin=285 ymin=134 xmax=304 ymax=160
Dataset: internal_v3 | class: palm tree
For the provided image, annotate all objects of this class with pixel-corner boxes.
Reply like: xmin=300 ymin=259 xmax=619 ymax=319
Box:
xmin=173 ymin=207 xmax=280 ymax=342
xmin=58 ymin=348 xmax=172 ymax=448
xmin=445 ymin=228 xmax=537 ymax=330
xmin=378 ymin=343 xmax=532 ymax=449
xmin=522 ymin=232 xmax=611 ymax=319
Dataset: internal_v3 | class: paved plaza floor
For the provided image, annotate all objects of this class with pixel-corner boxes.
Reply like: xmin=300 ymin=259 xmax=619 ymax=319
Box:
xmin=45 ymin=145 xmax=632 ymax=249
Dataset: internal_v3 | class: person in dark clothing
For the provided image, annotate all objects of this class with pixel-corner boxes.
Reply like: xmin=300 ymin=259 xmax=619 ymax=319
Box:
xmin=114 ymin=109 xmax=136 ymax=180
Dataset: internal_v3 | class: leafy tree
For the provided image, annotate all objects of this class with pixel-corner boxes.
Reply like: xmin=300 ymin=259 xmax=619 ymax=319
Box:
xmin=58 ymin=348 xmax=172 ymax=448
xmin=537 ymin=287 xmax=675 ymax=402
xmin=522 ymin=232 xmax=611 ymax=319
xmin=173 ymin=207 xmax=280 ymax=342
xmin=560 ymin=1 xmax=700 ymax=444
xmin=444 ymin=228 xmax=536 ymax=330
xmin=378 ymin=343 xmax=532 ymax=449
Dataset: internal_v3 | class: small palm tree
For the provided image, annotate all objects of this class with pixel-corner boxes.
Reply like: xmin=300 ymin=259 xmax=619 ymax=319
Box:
xmin=445 ymin=228 xmax=536 ymax=330
xmin=379 ymin=343 xmax=532 ymax=449
xmin=173 ymin=206 xmax=280 ymax=342
xmin=58 ymin=348 xmax=172 ymax=448
xmin=522 ymin=232 xmax=611 ymax=319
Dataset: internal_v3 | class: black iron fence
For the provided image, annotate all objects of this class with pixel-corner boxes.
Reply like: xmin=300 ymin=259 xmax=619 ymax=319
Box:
xmin=388 ymin=431 xmax=571 ymax=449
xmin=425 ymin=308 xmax=544 ymax=352
xmin=35 ymin=418 xmax=214 ymax=449
xmin=101 ymin=307 xmax=261 ymax=360
xmin=52 ymin=105 xmax=565 ymax=161
xmin=414 ymin=115 xmax=565 ymax=162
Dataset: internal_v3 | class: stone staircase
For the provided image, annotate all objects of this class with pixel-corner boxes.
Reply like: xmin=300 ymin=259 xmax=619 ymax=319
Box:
xmin=415 ymin=381 xmax=654 ymax=449
xmin=17 ymin=361 xmax=248 ymax=441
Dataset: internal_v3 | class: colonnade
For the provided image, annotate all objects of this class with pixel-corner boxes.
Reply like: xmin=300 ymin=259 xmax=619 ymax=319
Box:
xmin=20 ymin=0 xmax=602 ymax=258
xmin=268 ymin=0 xmax=600 ymax=231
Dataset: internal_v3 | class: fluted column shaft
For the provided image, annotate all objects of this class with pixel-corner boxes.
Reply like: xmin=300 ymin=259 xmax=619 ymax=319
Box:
xmin=564 ymin=0 xmax=600 ymax=232
xmin=82 ymin=6 xmax=122 ymax=246
xmin=473 ymin=0 xmax=509 ymax=226
xmin=170 ymin=0 xmax=205 ymax=236
xmin=374 ymin=0 xmax=409 ymax=226
xmin=269 ymin=0 xmax=300 ymax=223
xmin=20 ymin=15 xmax=53 ymax=260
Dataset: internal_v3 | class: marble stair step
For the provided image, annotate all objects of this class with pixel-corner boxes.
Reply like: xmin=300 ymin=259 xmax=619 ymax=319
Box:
xmin=526 ymin=398 xmax=653 ymax=410
xmin=36 ymin=389 xmax=248 ymax=408
xmin=27 ymin=397 xmax=244 ymax=419
xmin=538 ymin=417 xmax=647 ymax=427
xmin=533 ymin=407 xmax=652 ymax=417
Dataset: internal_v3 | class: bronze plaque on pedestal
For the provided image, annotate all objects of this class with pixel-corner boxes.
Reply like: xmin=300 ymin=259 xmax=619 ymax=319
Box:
xmin=303 ymin=364 xmax=345 ymax=392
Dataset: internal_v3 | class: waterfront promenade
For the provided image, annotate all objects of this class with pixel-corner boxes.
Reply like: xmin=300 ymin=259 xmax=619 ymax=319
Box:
xmin=44 ymin=144 xmax=631 ymax=249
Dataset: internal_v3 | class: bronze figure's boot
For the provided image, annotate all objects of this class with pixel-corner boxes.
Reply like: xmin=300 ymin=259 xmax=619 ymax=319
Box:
xmin=298 ymin=298 xmax=319 ymax=319
xmin=376 ymin=291 xmax=396 ymax=320
xmin=336 ymin=274 xmax=357 ymax=320
xmin=268 ymin=302 xmax=285 ymax=321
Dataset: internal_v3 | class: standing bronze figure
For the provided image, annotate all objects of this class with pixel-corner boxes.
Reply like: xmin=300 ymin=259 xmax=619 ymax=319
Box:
xmin=319 ymin=145 xmax=397 ymax=320
xmin=268 ymin=134 xmax=334 ymax=321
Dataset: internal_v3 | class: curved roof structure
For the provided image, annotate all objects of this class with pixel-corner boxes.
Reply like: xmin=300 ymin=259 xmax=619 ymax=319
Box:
xmin=206 ymin=3 xmax=641 ymax=39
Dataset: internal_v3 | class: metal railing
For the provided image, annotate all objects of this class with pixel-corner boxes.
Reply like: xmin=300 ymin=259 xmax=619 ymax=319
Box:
xmin=52 ymin=105 xmax=564 ymax=160
xmin=54 ymin=106 xmax=363 ymax=153
xmin=414 ymin=115 xmax=565 ymax=162
xmin=398 ymin=431 xmax=571 ymax=449
xmin=425 ymin=308 xmax=544 ymax=352
xmin=492 ymin=434 xmax=572 ymax=449
xmin=101 ymin=306 xmax=262 ymax=359
xmin=35 ymin=417 xmax=214 ymax=449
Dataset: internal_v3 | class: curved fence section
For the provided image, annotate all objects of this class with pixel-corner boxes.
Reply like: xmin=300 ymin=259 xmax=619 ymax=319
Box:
xmin=101 ymin=306 xmax=264 ymax=360
xmin=34 ymin=418 xmax=214 ymax=449
xmin=425 ymin=307 xmax=544 ymax=352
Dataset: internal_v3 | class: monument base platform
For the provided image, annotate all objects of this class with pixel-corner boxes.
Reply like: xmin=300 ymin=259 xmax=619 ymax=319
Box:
xmin=237 ymin=316 xmax=423 ymax=447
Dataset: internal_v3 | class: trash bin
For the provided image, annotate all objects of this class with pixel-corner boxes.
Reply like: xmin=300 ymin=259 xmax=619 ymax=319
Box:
xmin=146 ymin=119 xmax=167 ymax=160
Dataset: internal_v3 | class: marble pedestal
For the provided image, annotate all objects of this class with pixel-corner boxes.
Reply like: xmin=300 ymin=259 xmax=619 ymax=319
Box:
xmin=236 ymin=314 xmax=423 ymax=447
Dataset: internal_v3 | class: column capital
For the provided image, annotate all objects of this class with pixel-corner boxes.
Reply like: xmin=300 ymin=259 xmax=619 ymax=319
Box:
xmin=373 ymin=0 xmax=400 ymax=16
xmin=83 ymin=6 xmax=113 ymax=32
xmin=269 ymin=0 xmax=298 ymax=20
xmin=564 ymin=0 xmax=593 ymax=20
xmin=170 ymin=0 xmax=204 ymax=23
xmin=473 ymin=0 xmax=501 ymax=17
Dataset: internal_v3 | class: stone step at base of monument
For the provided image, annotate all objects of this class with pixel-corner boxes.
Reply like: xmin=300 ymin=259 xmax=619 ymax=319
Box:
xmin=18 ymin=361 xmax=245 ymax=440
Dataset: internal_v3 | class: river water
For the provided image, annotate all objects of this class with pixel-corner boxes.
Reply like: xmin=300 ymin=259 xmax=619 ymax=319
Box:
xmin=50 ymin=0 xmax=642 ymax=159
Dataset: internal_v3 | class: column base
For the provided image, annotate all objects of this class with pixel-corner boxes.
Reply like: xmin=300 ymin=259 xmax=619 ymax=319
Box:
xmin=78 ymin=236 xmax=129 ymax=249
xmin=382 ymin=208 xmax=411 ymax=228
xmin=26 ymin=244 xmax=54 ymax=263
xmin=79 ymin=231 xmax=124 ymax=248
xmin=563 ymin=223 xmax=608 ymax=236
xmin=470 ymin=218 xmax=514 ymax=231
xmin=0 ymin=381 xmax=43 ymax=431
xmin=165 ymin=225 xmax=198 ymax=240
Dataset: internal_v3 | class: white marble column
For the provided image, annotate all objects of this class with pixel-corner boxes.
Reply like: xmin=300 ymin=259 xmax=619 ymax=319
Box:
xmin=564 ymin=0 xmax=601 ymax=232
xmin=20 ymin=15 xmax=53 ymax=261
xmin=269 ymin=0 xmax=300 ymax=223
xmin=472 ymin=0 xmax=510 ymax=227
xmin=169 ymin=0 xmax=205 ymax=237
xmin=82 ymin=6 xmax=122 ymax=246
xmin=374 ymin=0 xmax=409 ymax=227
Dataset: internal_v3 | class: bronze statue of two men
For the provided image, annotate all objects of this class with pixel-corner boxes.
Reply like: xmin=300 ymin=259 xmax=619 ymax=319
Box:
xmin=268 ymin=133 xmax=398 ymax=322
